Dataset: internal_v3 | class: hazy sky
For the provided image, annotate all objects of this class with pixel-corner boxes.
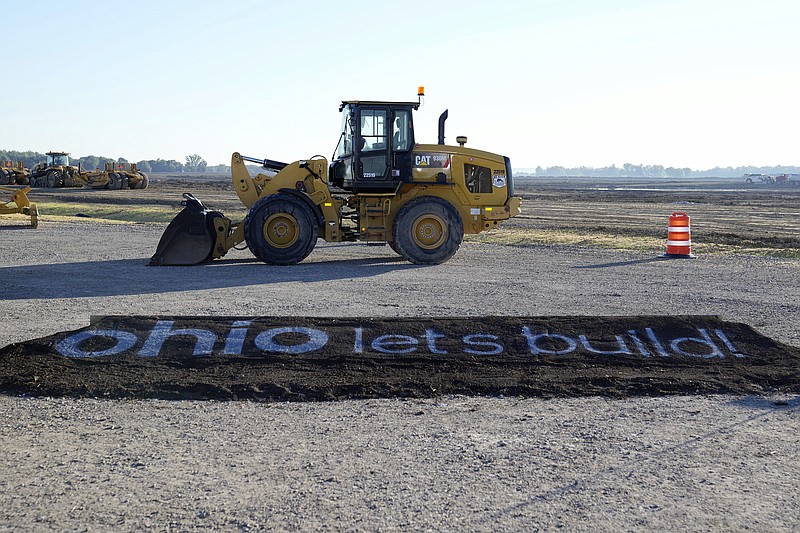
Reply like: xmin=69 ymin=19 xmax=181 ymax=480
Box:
xmin=2 ymin=0 xmax=798 ymax=170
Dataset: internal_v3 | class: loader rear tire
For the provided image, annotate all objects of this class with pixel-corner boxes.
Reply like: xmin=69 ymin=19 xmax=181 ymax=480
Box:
xmin=392 ymin=197 xmax=463 ymax=265
xmin=244 ymin=193 xmax=319 ymax=265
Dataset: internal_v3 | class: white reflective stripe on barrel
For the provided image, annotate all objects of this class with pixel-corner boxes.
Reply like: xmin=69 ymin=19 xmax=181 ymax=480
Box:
xmin=667 ymin=226 xmax=691 ymax=232
xmin=667 ymin=240 xmax=692 ymax=246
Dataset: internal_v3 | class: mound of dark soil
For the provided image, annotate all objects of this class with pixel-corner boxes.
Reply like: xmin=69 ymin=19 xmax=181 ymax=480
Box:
xmin=1 ymin=316 xmax=798 ymax=401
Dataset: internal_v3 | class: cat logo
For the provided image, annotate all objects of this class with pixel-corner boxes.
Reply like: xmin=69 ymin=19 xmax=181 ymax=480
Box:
xmin=413 ymin=153 xmax=450 ymax=168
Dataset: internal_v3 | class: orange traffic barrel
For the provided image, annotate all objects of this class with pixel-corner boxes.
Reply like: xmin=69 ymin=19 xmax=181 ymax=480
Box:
xmin=662 ymin=211 xmax=695 ymax=258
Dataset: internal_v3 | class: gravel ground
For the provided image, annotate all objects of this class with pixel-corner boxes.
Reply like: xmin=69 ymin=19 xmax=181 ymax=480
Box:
xmin=2 ymin=395 xmax=798 ymax=532
xmin=1 ymin=219 xmax=799 ymax=531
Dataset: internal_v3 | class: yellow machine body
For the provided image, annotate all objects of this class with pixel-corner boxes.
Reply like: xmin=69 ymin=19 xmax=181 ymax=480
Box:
xmin=0 ymin=161 xmax=30 ymax=185
xmin=28 ymin=151 xmax=82 ymax=188
xmin=80 ymin=162 xmax=149 ymax=190
xmin=151 ymin=92 xmax=521 ymax=266
xmin=0 ymin=186 xmax=38 ymax=228
xmin=29 ymin=152 xmax=149 ymax=190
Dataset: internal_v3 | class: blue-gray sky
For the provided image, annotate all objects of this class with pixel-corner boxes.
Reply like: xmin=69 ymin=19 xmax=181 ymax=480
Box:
xmin=2 ymin=0 xmax=798 ymax=169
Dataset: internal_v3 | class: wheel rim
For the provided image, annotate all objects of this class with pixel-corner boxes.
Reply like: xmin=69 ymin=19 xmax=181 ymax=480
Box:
xmin=263 ymin=213 xmax=299 ymax=248
xmin=411 ymin=213 xmax=447 ymax=249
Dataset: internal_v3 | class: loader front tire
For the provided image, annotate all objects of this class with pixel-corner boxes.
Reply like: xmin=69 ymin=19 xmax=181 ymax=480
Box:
xmin=387 ymin=240 xmax=402 ymax=256
xmin=393 ymin=197 xmax=463 ymax=265
xmin=244 ymin=193 xmax=318 ymax=265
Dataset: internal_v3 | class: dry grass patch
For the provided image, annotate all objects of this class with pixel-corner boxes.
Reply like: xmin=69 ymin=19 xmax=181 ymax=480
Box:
xmin=467 ymin=228 xmax=663 ymax=252
xmin=31 ymin=202 xmax=247 ymax=224
xmin=468 ymin=227 xmax=800 ymax=259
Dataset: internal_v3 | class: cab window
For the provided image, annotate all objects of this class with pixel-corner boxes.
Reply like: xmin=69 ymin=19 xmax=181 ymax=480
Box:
xmin=360 ymin=109 xmax=387 ymax=151
xmin=392 ymin=110 xmax=411 ymax=151
xmin=334 ymin=106 xmax=355 ymax=159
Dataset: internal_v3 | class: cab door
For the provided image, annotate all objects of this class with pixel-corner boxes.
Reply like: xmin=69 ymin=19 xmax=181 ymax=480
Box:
xmin=354 ymin=107 xmax=392 ymax=191
xmin=390 ymin=108 xmax=414 ymax=183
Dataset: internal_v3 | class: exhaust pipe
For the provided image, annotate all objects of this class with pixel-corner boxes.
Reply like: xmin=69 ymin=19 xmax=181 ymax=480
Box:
xmin=438 ymin=109 xmax=448 ymax=145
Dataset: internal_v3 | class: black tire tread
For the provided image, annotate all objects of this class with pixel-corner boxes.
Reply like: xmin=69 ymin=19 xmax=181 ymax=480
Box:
xmin=392 ymin=196 xmax=463 ymax=265
xmin=244 ymin=193 xmax=318 ymax=265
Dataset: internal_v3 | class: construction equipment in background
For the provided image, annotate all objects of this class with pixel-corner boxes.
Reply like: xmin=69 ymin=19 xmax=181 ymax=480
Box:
xmin=0 ymin=161 xmax=30 ymax=185
xmin=28 ymin=151 xmax=83 ymax=188
xmin=28 ymin=152 xmax=149 ymax=190
xmin=1 ymin=162 xmax=29 ymax=185
xmin=0 ymin=185 xmax=38 ymax=228
xmin=744 ymin=173 xmax=800 ymax=186
xmin=115 ymin=162 xmax=149 ymax=189
xmin=151 ymin=88 xmax=521 ymax=266
xmin=774 ymin=173 xmax=800 ymax=186
xmin=79 ymin=162 xmax=149 ymax=190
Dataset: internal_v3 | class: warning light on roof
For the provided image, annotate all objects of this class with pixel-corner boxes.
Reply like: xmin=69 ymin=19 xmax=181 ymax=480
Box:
xmin=418 ymin=86 xmax=425 ymax=97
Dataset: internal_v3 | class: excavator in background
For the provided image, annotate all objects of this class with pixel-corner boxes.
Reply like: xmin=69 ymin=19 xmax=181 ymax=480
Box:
xmin=150 ymin=88 xmax=521 ymax=266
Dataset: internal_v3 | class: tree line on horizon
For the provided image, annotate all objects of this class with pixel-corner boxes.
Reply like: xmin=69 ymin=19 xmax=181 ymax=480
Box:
xmin=521 ymin=163 xmax=800 ymax=178
xmin=0 ymin=150 xmax=228 ymax=174
xmin=3 ymin=149 xmax=798 ymax=178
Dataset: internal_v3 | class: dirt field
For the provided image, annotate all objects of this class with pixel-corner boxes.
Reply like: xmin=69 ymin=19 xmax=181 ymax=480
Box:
xmin=507 ymin=176 xmax=800 ymax=256
xmin=18 ymin=173 xmax=800 ymax=255
xmin=1 ymin=175 xmax=798 ymax=531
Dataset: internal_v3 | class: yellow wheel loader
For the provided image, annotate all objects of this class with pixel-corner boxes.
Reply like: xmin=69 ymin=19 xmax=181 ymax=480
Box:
xmin=1 ymin=186 xmax=38 ymax=228
xmin=150 ymin=89 xmax=521 ymax=266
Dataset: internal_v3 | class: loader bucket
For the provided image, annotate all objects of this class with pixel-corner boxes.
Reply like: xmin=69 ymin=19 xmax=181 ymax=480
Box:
xmin=149 ymin=194 xmax=220 ymax=266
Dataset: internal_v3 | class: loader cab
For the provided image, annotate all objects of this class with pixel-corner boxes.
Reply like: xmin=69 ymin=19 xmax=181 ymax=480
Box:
xmin=330 ymin=101 xmax=417 ymax=192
